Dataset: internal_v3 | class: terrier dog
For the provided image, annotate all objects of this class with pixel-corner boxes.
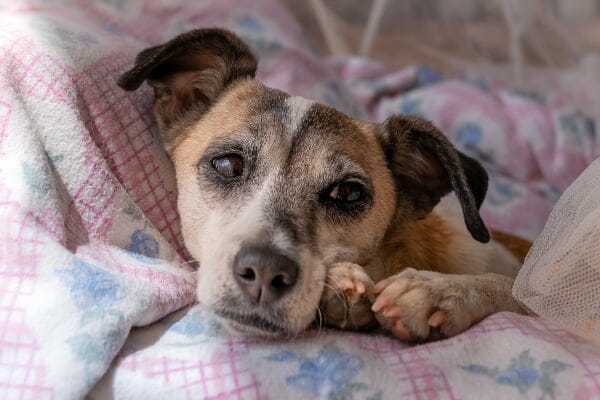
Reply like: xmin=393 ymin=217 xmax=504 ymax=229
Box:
xmin=118 ymin=28 xmax=530 ymax=341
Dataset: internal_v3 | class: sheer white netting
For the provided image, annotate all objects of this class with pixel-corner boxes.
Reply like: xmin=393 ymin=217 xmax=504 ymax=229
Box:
xmin=513 ymin=158 xmax=600 ymax=344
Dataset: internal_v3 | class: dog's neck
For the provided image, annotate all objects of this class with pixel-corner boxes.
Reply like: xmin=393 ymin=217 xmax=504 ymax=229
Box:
xmin=380 ymin=211 xmax=456 ymax=277
xmin=378 ymin=207 xmax=529 ymax=279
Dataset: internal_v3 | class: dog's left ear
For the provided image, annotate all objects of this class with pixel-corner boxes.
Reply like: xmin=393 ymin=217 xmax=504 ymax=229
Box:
xmin=381 ymin=115 xmax=490 ymax=243
xmin=118 ymin=28 xmax=257 ymax=151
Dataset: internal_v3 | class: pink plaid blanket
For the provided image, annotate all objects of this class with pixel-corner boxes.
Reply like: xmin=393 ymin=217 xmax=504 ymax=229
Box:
xmin=0 ymin=1 xmax=598 ymax=399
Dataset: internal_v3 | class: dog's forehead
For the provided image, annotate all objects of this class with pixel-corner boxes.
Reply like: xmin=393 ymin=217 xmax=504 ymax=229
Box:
xmin=248 ymin=88 xmax=374 ymax=164
xmin=284 ymin=96 xmax=314 ymax=135
xmin=174 ymin=80 xmax=378 ymax=176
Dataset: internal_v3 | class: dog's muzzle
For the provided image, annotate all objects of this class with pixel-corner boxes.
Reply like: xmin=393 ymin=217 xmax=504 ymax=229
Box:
xmin=232 ymin=245 xmax=299 ymax=305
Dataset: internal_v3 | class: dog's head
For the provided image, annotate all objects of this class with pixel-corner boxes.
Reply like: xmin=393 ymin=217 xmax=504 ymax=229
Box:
xmin=119 ymin=29 xmax=489 ymax=338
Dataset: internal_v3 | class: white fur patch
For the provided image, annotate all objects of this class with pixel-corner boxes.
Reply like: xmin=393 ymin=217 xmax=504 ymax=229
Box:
xmin=434 ymin=195 xmax=521 ymax=276
xmin=285 ymin=96 xmax=314 ymax=136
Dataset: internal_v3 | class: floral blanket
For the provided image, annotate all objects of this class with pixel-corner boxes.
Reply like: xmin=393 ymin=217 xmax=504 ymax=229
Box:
xmin=0 ymin=0 xmax=598 ymax=399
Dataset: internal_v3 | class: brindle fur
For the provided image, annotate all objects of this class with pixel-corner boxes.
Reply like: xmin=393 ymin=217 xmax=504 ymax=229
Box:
xmin=119 ymin=29 xmax=530 ymax=341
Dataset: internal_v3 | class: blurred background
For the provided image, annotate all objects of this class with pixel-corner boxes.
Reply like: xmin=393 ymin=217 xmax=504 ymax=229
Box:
xmin=285 ymin=0 xmax=600 ymax=115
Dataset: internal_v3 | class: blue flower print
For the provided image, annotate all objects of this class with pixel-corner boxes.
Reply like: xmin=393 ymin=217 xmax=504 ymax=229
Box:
xmin=57 ymin=258 xmax=124 ymax=310
xmin=416 ymin=65 xmax=442 ymax=86
xmin=399 ymin=96 xmax=423 ymax=117
xmin=267 ymin=343 xmax=379 ymax=399
xmin=455 ymin=122 xmax=495 ymax=165
xmin=461 ymin=350 xmax=570 ymax=400
xmin=287 ymin=348 xmax=362 ymax=395
xmin=125 ymin=252 xmax=161 ymax=265
xmin=486 ymin=175 xmax=520 ymax=206
xmin=168 ymin=309 xmax=205 ymax=337
xmin=456 ymin=122 xmax=483 ymax=148
xmin=559 ymin=110 xmax=596 ymax=151
xmin=237 ymin=15 xmax=263 ymax=33
xmin=509 ymin=89 xmax=546 ymax=104
xmin=125 ymin=229 xmax=159 ymax=258
xmin=467 ymin=77 xmax=491 ymax=92
xmin=496 ymin=362 xmax=540 ymax=392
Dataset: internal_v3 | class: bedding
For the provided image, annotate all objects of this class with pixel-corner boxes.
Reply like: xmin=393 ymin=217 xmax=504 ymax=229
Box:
xmin=0 ymin=0 xmax=598 ymax=399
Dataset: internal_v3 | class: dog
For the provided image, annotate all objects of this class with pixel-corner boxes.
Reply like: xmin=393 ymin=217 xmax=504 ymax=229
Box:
xmin=118 ymin=28 xmax=531 ymax=342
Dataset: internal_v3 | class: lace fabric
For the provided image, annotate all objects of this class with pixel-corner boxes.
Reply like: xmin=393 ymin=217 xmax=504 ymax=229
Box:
xmin=513 ymin=158 xmax=600 ymax=344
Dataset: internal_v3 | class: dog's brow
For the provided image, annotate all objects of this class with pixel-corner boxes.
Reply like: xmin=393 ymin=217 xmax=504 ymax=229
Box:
xmin=285 ymin=96 xmax=314 ymax=137
xmin=201 ymin=134 xmax=249 ymax=156
xmin=328 ymin=154 xmax=369 ymax=181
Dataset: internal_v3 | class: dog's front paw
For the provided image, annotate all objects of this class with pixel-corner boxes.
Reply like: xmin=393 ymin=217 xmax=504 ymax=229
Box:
xmin=372 ymin=268 xmax=477 ymax=341
xmin=320 ymin=262 xmax=377 ymax=331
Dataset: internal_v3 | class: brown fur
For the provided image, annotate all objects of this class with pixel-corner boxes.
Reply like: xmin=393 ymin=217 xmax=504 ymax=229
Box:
xmin=382 ymin=217 xmax=533 ymax=275
xmin=381 ymin=212 xmax=457 ymax=277
xmin=491 ymin=230 xmax=532 ymax=263
xmin=118 ymin=28 xmax=530 ymax=342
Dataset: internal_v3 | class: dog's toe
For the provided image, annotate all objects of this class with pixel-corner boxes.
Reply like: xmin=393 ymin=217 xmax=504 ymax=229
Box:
xmin=372 ymin=268 xmax=475 ymax=341
xmin=320 ymin=262 xmax=377 ymax=331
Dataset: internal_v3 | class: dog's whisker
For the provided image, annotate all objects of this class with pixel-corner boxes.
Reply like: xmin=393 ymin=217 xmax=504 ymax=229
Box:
xmin=316 ymin=305 xmax=323 ymax=328
xmin=321 ymin=281 xmax=353 ymax=329
xmin=314 ymin=305 xmax=323 ymax=330
xmin=324 ymin=282 xmax=349 ymax=314
xmin=178 ymin=259 xmax=199 ymax=268
xmin=323 ymin=282 xmax=343 ymax=296
xmin=315 ymin=305 xmax=325 ymax=337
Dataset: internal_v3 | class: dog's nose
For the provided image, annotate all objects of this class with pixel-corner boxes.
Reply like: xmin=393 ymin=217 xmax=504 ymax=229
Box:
xmin=233 ymin=245 xmax=299 ymax=304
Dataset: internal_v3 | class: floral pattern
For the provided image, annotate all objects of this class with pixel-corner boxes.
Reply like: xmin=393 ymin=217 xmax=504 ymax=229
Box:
xmin=125 ymin=229 xmax=160 ymax=259
xmin=166 ymin=309 xmax=206 ymax=336
xmin=461 ymin=350 xmax=570 ymax=399
xmin=266 ymin=343 xmax=381 ymax=400
xmin=57 ymin=258 xmax=129 ymax=383
xmin=415 ymin=65 xmax=442 ymax=85
xmin=57 ymin=258 xmax=124 ymax=310
xmin=399 ymin=96 xmax=424 ymax=117
xmin=559 ymin=110 xmax=597 ymax=152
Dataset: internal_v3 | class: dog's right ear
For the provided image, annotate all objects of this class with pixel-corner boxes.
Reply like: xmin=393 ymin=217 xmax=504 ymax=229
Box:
xmin=118 ymin=28 xmax=257 ymax=150
xmin=381 ymin=116 xmax=490 ymax=243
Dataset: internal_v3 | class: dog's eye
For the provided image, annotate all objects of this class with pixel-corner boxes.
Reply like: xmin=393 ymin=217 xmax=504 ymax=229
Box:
xmin=211 ymin=154 xmax=244 ymax=178
xmin=327 ymin=181 xmax=364 ymax=203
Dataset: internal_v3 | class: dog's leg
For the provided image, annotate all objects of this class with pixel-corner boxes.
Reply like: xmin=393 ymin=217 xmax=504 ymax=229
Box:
xmin=371 ymin=268 xmax=525 ymax=341
xmin=320 ymin=262 xmax=378 ymax=331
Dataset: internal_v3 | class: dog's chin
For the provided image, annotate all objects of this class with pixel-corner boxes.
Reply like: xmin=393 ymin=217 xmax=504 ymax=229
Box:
xmin=213 ymin=308 xmax=295 ymax=339
xmin=220 ymin=319 xmax=287 ymax=339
